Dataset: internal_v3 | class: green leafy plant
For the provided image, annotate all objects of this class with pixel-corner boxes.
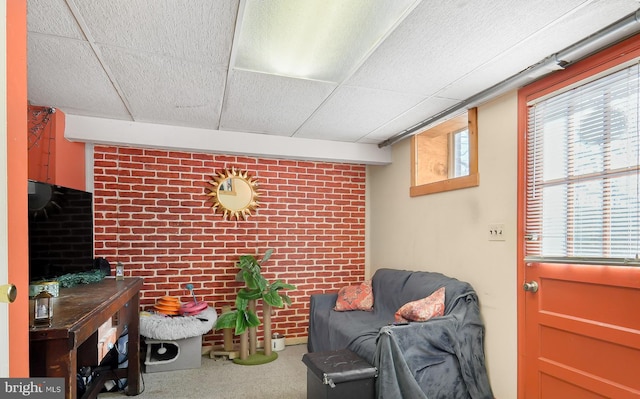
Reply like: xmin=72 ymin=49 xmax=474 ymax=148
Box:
xmin=215 ymin=249 xmax=295 ymax=335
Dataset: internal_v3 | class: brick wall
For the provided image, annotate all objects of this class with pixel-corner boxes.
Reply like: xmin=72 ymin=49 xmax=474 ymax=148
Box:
xmin=93 ymin=145 xmax=366 ymax=348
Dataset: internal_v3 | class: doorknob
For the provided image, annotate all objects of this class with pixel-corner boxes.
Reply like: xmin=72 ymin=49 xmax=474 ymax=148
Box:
xmin=0 ymin=284 xmax=17 ymax=303
xmin=523 ymin=281 xmax=539 ymax=293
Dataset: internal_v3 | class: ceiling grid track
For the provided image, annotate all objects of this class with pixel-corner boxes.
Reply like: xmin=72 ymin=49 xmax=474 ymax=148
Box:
xmin=218 ymin=0 xmax=245 ymax=131
xmin=64 ymin=0 xmax=136 ymax=121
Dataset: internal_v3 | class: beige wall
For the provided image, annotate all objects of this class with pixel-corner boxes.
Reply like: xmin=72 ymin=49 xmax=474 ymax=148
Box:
xmin=366 ymin=91 xmax=519 ymax=398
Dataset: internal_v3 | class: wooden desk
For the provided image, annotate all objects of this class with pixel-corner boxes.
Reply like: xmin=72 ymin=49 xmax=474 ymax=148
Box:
xmin=29 ymin=277 xmax=143 ymax=399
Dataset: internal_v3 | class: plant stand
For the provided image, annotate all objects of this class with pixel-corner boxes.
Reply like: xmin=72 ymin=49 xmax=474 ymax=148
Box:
xmin=213 ymin=249 xmax=295 ymax=366
xmin=232 ymin=350 xmax=278 ymax=366
xmin=209 ymin=306 xmax=239 ymax=359
xmin=232 ymin=302 xmax=278 ymax=365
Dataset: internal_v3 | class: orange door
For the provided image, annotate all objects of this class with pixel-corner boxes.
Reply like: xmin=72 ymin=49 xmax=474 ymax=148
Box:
xmin=518 ymin=35 xmax=640 ymax=398
xmin=521 ymin=262 xmax=640 ymax=398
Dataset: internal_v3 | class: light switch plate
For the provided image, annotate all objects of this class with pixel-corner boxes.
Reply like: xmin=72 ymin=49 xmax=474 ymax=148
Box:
xmin=488 ymin=223 xmax=505 ymax=241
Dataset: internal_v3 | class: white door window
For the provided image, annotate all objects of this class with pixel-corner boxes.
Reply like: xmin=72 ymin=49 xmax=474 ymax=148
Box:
xmin=526 ymin=63 xmax=640 ymax=265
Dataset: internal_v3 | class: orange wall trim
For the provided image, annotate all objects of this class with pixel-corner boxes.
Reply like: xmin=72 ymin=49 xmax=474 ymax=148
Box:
xmin=28 ymin=105 xmax=86 ymax=191
xmin=7 ymin=0 xmax=29 ymax=377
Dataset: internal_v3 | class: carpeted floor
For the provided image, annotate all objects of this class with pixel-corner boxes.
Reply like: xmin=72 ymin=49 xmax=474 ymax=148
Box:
xmin=98 ymin=344 xmax=307 ymax=399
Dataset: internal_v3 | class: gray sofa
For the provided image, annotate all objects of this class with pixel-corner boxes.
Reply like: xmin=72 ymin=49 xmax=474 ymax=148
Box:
xmin=308 ymin=268 xmax=494 ymax=399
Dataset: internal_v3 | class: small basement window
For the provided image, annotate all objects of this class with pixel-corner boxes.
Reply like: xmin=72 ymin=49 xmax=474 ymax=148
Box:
xmin=410 ymin=108 xmax=479 ymax=196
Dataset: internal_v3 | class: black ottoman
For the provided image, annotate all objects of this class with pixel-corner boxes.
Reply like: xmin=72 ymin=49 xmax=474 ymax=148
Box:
xmin=302 ymin=349 xmax=377 ymax=399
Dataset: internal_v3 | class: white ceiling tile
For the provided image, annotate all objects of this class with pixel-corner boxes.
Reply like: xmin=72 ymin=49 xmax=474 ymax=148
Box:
xmin=27 ymin=0 xmax=85 ymax=39
xmin=537 ymin=0 xmax=640 ymax=63
xmin=437 ymin=0 xmax=640 ymax=101
xmin=346 ymin=0 xmax=589 ymax=96
xmin=99 ymin=46 xmax=227 ymax=129
xmin=28 ymin=35 xmax=131 ymax=119
xmin=74 ymin=0 xmax=238 ymax=66
xmin=358 ymin=96 xmax=459 ymax=143
xmin=295 ymin=86 xmax=425 ymax=142
xmin=220 ymin=70 xmax=336 ymax=135
xmin=25 ymin=0 xmax=640 ymax=159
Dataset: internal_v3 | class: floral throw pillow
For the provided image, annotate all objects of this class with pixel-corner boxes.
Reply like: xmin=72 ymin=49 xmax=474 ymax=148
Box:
xmin=333 ymin=280 xmax=374 ymax=311
xmin=394 ymin=287 xmax=445 ymax=322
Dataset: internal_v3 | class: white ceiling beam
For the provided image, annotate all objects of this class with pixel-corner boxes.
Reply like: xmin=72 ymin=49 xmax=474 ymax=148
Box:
xmin=64 ymin=114 xmax=392 ymax=165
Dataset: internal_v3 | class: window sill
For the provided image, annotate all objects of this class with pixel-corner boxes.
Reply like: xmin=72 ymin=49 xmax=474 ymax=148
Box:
xmin=410 ymin=173 xmax=479 ymax=196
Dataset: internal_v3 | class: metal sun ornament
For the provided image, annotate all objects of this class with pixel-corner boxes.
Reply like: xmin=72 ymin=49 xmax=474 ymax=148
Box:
xmin=206 ymin=168 xmax=259 ymax=220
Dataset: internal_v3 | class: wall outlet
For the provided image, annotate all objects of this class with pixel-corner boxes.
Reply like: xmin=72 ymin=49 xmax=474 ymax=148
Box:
xmin=488 ymin=223 xmax=505 ymax=241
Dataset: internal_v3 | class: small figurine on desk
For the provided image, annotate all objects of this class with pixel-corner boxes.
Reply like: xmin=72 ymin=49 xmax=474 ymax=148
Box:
xmin=33 ymin=289 xmax=53 ymax=327
xmin=116 ymin=262 xmax=125 ymax=280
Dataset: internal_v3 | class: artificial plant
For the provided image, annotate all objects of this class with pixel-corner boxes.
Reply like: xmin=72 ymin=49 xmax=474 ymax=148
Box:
xmin=215 ymin=249 xmax=295 ymax=363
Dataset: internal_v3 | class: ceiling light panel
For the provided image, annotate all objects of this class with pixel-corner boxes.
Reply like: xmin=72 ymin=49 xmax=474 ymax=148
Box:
xmin=233 ymin=0 xmax=419 ymax=82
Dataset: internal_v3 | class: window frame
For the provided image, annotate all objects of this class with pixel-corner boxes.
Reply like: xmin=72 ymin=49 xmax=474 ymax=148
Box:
xmin=410 ymin=107 xmax=479 ymax=196
xmin=518 ymin=34 xmax=640 ymax=266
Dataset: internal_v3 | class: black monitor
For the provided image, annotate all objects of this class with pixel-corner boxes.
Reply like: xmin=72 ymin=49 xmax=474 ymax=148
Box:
xmin=28 ymin=180 xmax=94 ymax=281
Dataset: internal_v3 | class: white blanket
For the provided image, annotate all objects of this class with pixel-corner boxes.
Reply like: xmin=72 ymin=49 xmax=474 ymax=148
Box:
xmin=140 ymin=306 xmax=217 ymax=340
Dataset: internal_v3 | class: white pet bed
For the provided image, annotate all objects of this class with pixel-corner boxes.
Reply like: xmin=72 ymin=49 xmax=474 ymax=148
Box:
xmin=140 ymin=306 xmax=217 ymax=340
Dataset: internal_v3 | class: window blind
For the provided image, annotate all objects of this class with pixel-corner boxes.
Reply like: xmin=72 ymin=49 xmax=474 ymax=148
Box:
xmin=525 ymin=62 xmax=640 ymax=266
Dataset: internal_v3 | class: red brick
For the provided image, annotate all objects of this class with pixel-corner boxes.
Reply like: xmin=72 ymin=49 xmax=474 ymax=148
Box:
xmin=94 ymin=146 xmax=365 ymax=346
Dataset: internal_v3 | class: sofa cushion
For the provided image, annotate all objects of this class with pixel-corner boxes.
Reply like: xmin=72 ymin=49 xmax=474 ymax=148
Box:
xmin=334 ymin=280 xmax=374 ymax=311
xmin=371 ymin=268 xmax=474 ymax=319
xmin=394 ymin=287 xmax=445 ymax=322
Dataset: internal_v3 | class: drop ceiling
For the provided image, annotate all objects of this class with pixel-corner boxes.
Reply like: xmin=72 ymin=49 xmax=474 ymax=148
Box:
xmin=27 ymin=0 xmax=640 ymax=164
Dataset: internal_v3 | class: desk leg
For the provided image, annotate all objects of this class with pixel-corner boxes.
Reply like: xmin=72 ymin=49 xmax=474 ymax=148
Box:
xmin=43 ymin=338 xmax=76 ymax=399
xmin=126 ymin=294 xmax=141 ymax=396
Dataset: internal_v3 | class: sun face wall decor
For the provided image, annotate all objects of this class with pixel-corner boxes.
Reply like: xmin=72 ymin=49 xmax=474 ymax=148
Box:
xmin=206 ymin=168 xmax=259 ymax=220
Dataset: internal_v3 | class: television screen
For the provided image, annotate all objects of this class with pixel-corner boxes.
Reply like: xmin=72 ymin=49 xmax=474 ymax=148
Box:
xmin=28 ymin=180 xmax=94 ymax=281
